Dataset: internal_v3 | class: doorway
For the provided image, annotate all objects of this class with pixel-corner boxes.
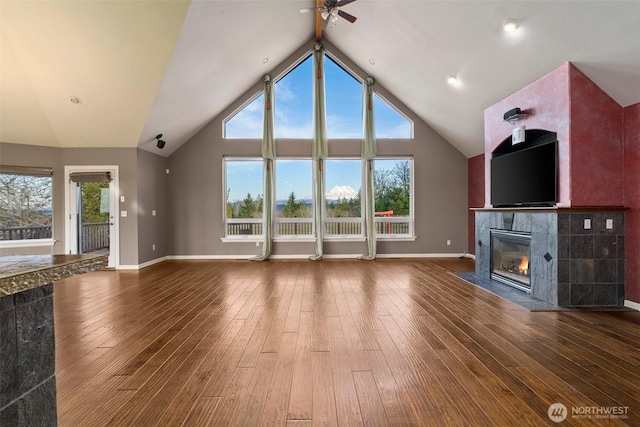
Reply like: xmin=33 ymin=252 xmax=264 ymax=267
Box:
xmin=64 ymin=166 xmax=119 ymax=268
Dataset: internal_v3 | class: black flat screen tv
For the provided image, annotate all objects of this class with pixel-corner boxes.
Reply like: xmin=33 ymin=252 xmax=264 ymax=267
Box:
xmin=491 ymin=140 xmax=558 ymax=207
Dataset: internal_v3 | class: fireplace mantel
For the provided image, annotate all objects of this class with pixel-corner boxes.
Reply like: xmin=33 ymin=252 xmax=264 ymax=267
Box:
xmin=472 ymin=206 xmax=627 ymax=212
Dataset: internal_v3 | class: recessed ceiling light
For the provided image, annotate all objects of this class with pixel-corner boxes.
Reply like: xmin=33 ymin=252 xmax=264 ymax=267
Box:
xmin=69 ymin=96 xmax=80 ymax=104
xmin=368 ymin=58 xmax=375 ymax=65
xmin=502 ymin=18 xmax=519 ymax=32
xmin=262 ymin=57 xmax=269 ymax=64
xmin=447 ymin=75 xmax=458 ymax=85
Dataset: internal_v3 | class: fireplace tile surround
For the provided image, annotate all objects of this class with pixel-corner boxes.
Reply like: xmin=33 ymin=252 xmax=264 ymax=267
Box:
xmin=475 ymin=209 xmax=625 ymax=307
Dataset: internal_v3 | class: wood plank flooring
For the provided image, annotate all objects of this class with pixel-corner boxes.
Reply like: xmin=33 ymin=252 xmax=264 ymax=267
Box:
xmin=54 ymin=258 xmax=640 ymax=426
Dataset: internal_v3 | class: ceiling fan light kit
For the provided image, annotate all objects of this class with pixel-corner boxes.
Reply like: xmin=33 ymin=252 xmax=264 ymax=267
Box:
xmin=301 ymin=0 xmax=358 ymax=27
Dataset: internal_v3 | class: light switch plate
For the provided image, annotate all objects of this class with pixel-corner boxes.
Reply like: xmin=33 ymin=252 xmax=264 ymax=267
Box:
xmin=606 ymin=219 xmax=614 ymax=229
xmin=584 ymin=218 xmax=591 ymax=229
xmin=121 ymin=210 xmax=127 ymax=217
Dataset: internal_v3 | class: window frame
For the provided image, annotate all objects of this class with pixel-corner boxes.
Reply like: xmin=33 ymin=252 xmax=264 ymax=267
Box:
xmin=373 ymin=91 xmax=415 ymax=140
xmin=222 ymin=91 xmax=264 ymax=139
xmin=374 ymin=157 xmax=416 ymax=240
xmin=0 ymin=166 xmax=55 ymax=248
xmin=324 ymin=52 xmax=364 ymax=140
xmin=323 ymin=158 xmax=365 ymax=240
xmin=273 ymin=158 xmax=314 ymax=241
xmin=222 ymin=157 xmax=264 ymax=241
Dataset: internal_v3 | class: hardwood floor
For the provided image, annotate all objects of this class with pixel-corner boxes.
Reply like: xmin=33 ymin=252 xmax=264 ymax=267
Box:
xmin=54 ymin=258 xmax=640 ymax=426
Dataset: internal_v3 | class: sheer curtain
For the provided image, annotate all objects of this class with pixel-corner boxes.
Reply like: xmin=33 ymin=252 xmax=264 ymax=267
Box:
xmin=251 ymin=75 xmax=275 ymax=261
xmin=361 ymin=77 xmax=377 ymax=260
xmin=310 ymin=44 xmax=328 ymax=261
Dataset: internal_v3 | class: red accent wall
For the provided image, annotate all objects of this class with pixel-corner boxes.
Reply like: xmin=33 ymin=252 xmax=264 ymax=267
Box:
xmin=570 ymin=65 xmax=624 ymax=206
xmin=484 ymin=63 xmax=571 ymax=206
xmin=624 ymin=103 xmax=640 ymax=304
xmin=467 ymin=154 xmax=485 ymax=254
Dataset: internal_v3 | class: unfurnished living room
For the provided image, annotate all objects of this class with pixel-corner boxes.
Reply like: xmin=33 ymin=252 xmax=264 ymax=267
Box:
xmin=1 ymin=1 xmax=640 ymax=426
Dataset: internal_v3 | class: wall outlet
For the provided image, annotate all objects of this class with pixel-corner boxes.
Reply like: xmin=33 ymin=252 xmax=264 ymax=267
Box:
xmin=446 ymin=240 xmax=451 ymax=246
xmin=606 ymin=219 xmax=614 ymax=229
xmin=120 ymin=196 xmax=125 ymax=203
xmin=152 ymin=210 xmax=156 ymax=216
xmin=583 ymin=218 xmax=591 ymax=230
xmin=256 ymin=241 xmax=260 ymax=247
xmin=152 ymin=244 xmax=156 ymax=251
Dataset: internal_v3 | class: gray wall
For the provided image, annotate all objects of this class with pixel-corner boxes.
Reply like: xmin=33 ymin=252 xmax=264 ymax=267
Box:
xmin=137 ymin=149 xmax=169 ymax=264
xmin=0 ymin=143 xmax=144 ymax=266
xmin=168 ymin=39 xmax=468 ymax=257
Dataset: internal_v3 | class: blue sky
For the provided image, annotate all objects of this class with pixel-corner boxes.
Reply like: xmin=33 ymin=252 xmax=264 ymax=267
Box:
xmin=224 ymin=52 xmax=412 ymax=203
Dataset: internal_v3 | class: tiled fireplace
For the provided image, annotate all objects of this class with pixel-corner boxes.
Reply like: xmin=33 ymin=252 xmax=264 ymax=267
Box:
xmin=475 ymin=209 xmax=625 ymax=307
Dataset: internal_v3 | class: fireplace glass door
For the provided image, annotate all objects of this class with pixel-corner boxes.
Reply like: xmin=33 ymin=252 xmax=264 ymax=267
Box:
xmin=490 ymin=230 xmax=531 ymax=292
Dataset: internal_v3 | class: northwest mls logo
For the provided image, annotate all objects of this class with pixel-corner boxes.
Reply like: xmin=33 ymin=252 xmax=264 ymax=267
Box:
xmin=548 ymin=403 xmax=568 ymax=423
xmin=548 ymin=403 xmax=630 ymax=422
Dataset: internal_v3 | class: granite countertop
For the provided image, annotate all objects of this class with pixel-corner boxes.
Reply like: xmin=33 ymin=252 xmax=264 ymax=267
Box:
xmin=0 ymin=254 xmax=108 ymax=297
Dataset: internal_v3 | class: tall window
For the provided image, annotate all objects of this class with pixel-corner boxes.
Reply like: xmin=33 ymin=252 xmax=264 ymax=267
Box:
xmin=224 ymin=93 xmax=264 ymax=139
xmin=275 ymin=55 xmax=313 ymax=139
xmin=275 ymin=159 xmax=313 ymax=237
xmin=325 ymin=159 xmax=362 ymax=236
xmin=374 ymin=158 xmax=413 ymax=237
xmin=222 ymin=48 xmax=417 ymax=242
xmin=224 ymin=159 xmax=263 ymax=237
xmin=0 ymin=166 xmax=53 ymax=242
xmin=325 ymin=55 xmax=363 ymax=138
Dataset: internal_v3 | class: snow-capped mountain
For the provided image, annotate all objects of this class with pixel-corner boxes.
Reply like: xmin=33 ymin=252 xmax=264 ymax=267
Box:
xmin=325 ymin=185 xmax=358 ymax=201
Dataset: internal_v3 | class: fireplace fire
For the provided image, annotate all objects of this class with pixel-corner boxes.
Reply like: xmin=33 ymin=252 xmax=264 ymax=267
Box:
xmin=491 ymin=230 xmax=532 ymax=292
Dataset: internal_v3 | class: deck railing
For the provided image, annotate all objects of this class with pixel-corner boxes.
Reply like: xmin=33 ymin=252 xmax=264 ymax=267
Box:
xmin=0 ymin=225 xmax=52 ymax=241
xmin=225 ymin=216 xmax=411 ymax=238
xmin=81 ymin=222 xmax=110 ymax=253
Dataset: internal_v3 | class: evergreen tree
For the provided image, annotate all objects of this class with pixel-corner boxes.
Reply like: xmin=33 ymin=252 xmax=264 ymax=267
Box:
xmin=81 ymin=182 xmax=110 ymax=223
xmin=238 ymin=193 xmax=259 ymax=218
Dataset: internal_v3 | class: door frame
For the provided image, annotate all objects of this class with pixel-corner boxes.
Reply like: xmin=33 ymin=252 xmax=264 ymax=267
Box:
xmin=64 ymin=165 xmax=119 ymax=268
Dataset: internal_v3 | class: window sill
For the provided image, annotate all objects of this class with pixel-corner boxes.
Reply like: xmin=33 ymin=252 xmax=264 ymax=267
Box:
xmin=377 ymin=235 xmax=417 ymax=241
xmin=273 ymin=237 xmax=316 ymax=243
xmin=222 ymin=235 xmax=417 ymax=243
xmin=0 ymin=239 xmax=56 ymax=249
xmin=221 ymin=236 xmax=262 ymax=243
xmin=324 ymin=236 xmax=366 ymax=242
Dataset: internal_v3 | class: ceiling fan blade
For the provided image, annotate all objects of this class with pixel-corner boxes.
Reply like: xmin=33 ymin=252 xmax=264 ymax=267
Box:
xmin=322 ymin=16 xmax=330 ymax=29
xmin=337 ymin=9 xmax=357 ymax=23
xmin=336 ymin=0 xmax=357 ymax=7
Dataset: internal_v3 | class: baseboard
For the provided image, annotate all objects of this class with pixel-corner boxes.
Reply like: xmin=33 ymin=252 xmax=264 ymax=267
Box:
xmin=168 ymin=255 xmax=254 ymax=260
xmin=624 ymin=299 xmax=640 ymax=311
xmin=117 ymin=256 xmax=168 ymax=270
xmin=164 ymin=253 xmax=469 ymax=261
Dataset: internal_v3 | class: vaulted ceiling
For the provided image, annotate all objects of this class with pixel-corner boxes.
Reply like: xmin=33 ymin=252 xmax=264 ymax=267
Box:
xmin=2 ymin=1 xmax=639 ymax=159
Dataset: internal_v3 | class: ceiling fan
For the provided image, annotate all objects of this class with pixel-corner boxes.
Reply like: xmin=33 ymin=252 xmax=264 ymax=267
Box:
xmin=301 ymin=0 xmax=358 ymax=27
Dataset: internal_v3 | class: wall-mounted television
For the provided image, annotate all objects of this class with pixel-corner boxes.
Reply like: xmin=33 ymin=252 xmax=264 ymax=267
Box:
xmin=491 ymin=140 xmax=558 ymax=207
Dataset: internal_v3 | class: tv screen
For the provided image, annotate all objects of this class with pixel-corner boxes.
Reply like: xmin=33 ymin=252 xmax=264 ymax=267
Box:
xmin=491 ymin=140 xmax=557 ymax=207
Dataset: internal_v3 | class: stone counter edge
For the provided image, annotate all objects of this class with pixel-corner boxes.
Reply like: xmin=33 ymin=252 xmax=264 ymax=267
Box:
xmin=0 ymin=255 xmax=108 ymax=297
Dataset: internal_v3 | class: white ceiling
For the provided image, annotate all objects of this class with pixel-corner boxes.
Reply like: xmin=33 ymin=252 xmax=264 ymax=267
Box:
xmin=2 ymin=1 xmax=639 ymax=159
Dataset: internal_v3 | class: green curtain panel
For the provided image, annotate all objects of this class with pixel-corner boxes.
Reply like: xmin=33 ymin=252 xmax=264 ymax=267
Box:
xmin=361 ymin=77 xmax=377 ymax=260
xmin=251 ymin=75 xmax=275 ymax=261
xmin=310 ymin=44 xmax=328 ymax=261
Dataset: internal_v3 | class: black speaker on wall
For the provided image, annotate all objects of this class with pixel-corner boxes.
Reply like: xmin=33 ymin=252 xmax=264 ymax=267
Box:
xmin=155 ymin=133 xmax=166 ymax=149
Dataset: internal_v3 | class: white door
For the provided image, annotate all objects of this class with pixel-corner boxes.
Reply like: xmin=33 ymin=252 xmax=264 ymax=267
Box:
xmin=64 ymin=166 xmax=119 ymax=268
